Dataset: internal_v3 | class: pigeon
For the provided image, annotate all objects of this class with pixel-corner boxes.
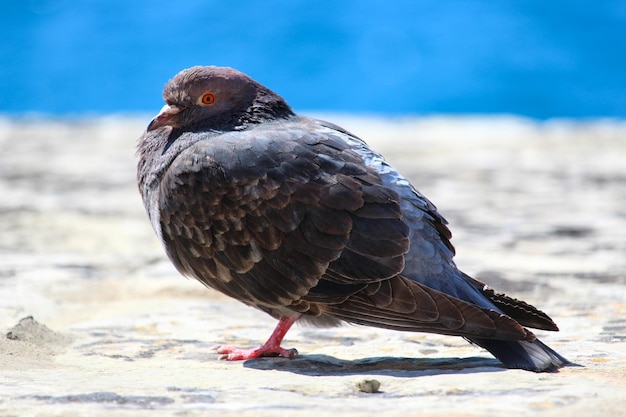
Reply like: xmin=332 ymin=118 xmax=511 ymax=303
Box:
xmin=137 ymin=66 xmax=569 ymax=372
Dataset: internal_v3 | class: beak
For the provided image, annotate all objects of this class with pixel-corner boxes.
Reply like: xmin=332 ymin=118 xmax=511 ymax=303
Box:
xmin=147 ymin=104 xmax=181 ymax=131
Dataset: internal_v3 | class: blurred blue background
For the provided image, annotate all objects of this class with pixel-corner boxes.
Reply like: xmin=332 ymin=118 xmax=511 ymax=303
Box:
xmin=1 ymin=0 xmax=625 ymax=119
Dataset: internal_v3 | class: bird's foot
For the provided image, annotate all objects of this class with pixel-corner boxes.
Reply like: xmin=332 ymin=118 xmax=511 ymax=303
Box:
xmin=216 ymin=344 xmax=298 ymax=360
xmin=214 ymin=315 xmax=300 ymax=360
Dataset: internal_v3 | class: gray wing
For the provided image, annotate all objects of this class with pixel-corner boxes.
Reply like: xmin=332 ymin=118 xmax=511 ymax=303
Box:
xmin=158 ymin=119 xmax=407 ymax=306
xmin=156 ymin=117 xmax=549 ymax=340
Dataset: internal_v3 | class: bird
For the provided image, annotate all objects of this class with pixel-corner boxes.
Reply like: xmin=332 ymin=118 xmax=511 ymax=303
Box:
xmin=137 ymin=66 xmax=569 ymax=372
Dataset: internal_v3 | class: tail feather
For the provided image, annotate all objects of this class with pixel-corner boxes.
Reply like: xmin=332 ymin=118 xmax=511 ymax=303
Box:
xmin=469 ymin=337 xmax=569 ymax=372
xmin=462 ymin=273 xmax=560 ymax=331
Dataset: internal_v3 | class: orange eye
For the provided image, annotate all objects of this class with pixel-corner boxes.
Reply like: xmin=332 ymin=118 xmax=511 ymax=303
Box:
xmin=200 ymin=93 xmax=215 ymax=105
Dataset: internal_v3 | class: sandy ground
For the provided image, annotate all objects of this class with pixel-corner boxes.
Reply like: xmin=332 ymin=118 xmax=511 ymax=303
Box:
xmin=0 ymin=115 xmax=625 ymax=416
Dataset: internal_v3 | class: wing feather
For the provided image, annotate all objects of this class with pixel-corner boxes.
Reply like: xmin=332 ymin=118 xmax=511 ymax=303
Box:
xmin=157 ymin=124 xmax=409 ymax=312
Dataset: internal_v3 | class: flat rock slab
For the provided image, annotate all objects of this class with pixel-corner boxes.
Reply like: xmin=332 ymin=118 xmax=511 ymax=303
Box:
xmin=1 ymin=115 xmax=625 ymax=416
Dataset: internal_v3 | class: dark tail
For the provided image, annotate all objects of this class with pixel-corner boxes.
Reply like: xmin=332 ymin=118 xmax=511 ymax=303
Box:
xmin=469 ymin=337 xmax=570 ymax=372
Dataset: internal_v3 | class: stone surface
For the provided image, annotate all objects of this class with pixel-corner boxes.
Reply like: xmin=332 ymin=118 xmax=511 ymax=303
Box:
xmin=1 ymin=115 xmax=625 ymax=416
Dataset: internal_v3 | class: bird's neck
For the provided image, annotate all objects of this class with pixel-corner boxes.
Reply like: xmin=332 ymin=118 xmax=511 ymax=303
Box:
xmin=238 ymin=88 xmax=295 ymax=128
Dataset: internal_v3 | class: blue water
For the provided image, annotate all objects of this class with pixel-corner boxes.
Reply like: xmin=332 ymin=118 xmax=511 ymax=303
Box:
xmin=1 ymin=0 xmax=625 ymax=118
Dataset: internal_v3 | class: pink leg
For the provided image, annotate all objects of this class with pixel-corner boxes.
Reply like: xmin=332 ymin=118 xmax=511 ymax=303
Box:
xmin=216 ymin=315 xmax=299 ymax=360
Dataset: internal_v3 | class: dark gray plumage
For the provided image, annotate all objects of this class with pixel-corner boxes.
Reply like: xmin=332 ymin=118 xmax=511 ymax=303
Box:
xmin=137 ymin=66 xmax=568 ymax=371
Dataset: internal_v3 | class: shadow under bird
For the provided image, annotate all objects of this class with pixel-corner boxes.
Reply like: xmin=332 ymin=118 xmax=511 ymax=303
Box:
xmin=137 ymin=66 xmax=569 ymax=372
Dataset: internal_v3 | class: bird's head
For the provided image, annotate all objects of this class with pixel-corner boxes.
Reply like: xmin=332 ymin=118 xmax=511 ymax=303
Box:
xmin=147 ymin=66 xmax=293 ymax=132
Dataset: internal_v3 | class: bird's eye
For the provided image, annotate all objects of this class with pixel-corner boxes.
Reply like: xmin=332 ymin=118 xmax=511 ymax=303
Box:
xmin=200 ymin=93 xmax=215 ymax=105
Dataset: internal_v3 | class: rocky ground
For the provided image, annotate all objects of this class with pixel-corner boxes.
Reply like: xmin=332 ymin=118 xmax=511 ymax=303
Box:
xmin=0 ymin=115 xmax=625 ymax=416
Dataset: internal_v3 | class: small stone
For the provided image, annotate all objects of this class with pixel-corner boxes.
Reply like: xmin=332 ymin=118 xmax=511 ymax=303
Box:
xmin=356 ymin=379 xmax=381 ymax=393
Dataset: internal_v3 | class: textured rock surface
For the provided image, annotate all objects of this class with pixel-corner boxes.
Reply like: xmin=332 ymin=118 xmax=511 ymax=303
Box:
xmin=1 ymin=115 xmax=625 ymax=416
